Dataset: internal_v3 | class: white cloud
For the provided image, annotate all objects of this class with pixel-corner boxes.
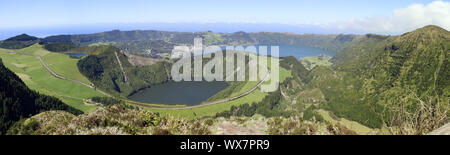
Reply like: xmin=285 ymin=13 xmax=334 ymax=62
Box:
xmin=333 ymin=0 xmax=450 ymax=34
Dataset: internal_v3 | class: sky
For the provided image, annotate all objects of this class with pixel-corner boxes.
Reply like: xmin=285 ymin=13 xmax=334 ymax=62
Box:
xmin=0 ymin=0 xmax=449 ymax=39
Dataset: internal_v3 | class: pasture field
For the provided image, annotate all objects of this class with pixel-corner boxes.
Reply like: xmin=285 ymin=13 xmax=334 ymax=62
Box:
xmin=42 ymin=52 xmax=93 ymax=85
xmin=0 ymin=46 xmax=103 ymax=112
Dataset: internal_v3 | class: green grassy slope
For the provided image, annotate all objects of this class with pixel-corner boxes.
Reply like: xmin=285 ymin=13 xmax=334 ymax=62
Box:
xmin=0 ymin=45 xmax=103 ymax=112
xmin=40 ymin=51 xmax=93 ymax=85
xmin=0 ymin=58 xmax=82 ymax=134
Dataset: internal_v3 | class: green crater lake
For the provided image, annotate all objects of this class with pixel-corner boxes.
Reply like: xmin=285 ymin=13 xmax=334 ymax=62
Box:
xmin=128 ymin=81 xmax=228 ymax=106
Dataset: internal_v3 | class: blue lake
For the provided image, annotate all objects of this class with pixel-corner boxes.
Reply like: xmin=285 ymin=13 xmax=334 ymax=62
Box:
xmin=204 ymin=44 xmax=336 ymax=60
xmin=128 ymin=81 xmax=228 ymax=106
xmin=270 ymin=44 xmax=336 ymax=59
xmin=66 ymin=53 xmax=87 ymax=58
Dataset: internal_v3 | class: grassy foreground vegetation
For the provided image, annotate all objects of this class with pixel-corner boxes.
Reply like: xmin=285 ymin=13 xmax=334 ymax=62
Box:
xmin=8 ymin=104 xmax=359 ymax=135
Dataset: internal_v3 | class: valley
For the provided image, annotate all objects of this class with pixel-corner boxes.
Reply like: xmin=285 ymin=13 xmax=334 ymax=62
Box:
xmin=0 ymin=25 xmax=448 ymax=135
xmin=0 ymin=41 xmax=292 ymax=119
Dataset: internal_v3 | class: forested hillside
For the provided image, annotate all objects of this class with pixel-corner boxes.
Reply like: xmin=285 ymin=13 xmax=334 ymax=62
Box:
xmin=316 ymin=25 xmax=449 ymax=131
xmin=0 ymin=59 xmax=82 ymax=134
xmin=77 ymin=46 xmax=171 ymax=96
xmin=0 ymin=34 xmax=40 ymax=49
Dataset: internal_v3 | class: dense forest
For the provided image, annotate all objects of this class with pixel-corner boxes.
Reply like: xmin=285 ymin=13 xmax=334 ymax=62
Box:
xmin=42 ymin=42 xmax=78 ymax=52
xmin=215 ymin=89 xmax=292 ymax=118
xmin=0 ymin=59 xmax=82 ymax=134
